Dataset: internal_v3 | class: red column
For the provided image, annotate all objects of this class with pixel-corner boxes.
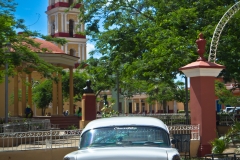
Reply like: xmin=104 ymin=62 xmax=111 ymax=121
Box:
xmin=179 ymin=33 xmax=225 ymax=157
xmin=80 ymin=93 xmax=96 ymax=129
xmin=82 ymin=94 xmax=96 ymax=121
xmin=190 ymin=76 xmax=216 ymax=156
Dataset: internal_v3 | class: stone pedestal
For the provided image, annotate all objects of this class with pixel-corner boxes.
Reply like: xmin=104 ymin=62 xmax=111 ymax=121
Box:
xmin=80 ymin=93 xmax=96 ymax=129
xmin=180 ymin=61 xmax=225 ymax=157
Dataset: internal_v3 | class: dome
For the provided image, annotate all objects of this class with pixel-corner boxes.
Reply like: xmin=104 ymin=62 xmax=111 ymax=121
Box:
xmin=33 ymin=38 xmax=65 ymax=54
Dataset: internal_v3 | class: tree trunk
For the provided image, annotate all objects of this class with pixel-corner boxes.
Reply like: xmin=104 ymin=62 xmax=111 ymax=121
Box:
xmin=163 ymin=100 xmax=167 ymax=113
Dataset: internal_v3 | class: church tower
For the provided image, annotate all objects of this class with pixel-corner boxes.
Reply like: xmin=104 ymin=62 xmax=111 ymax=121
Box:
xmin=46 ymin=0 xmax=86 ymax=66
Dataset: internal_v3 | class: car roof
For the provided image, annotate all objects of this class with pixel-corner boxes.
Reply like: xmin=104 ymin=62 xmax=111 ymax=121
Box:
xmin=82 ymin=117 xmax=169 ymax=134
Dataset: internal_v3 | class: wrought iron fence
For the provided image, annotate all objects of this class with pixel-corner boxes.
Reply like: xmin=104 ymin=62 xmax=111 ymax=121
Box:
xmin=218 ymin=114 xmax=236 ymax=126
xmin=0 ymin=129 xmax=81 ymax=152
xmin=0 ymin=118 xmax=59 ymax=133
xmin=168 ymin=124 xmax=200 ymax=140
xmin=98 ymin=113 xmax=191 ymax=125
xmin=0 ymin=123 xmax=200 ymax=152
xmin=0 ymin=124 xmax=3 ymax=133
xmin=205 ymin=153 xmax=240 ymax=160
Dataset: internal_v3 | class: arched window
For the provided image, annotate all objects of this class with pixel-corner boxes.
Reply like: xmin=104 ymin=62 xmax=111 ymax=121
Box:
xmin=69 ymin=0 xmax=74 ymax=6
xmin=69 ymin=19 xmax=74 ymax=37
xmin=69 ymin=49 xmax=75 ymax=56
xmin=51 ymin=21 xmax=55 ymax=36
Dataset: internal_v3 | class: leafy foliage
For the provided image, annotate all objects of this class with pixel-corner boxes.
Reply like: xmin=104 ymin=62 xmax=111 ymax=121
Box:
xmin=73 ymin=0 xmax=240 ymax=105
xmin=67 ymin=125 xmax=78 ymax=130
xmin=0 ymin=0 xmax=67 ymax=83
xmin=211 ymin=121 xmax=240 ymax=154
xmin=211 ymin=138 xmax=228 ymax=154
xmin=101 ymin=103 xmax=118 ymax=118
xmin=32 ymin=80 xmax=53 ymax=116
xmin=215 ymin=80 xmax=240 ymax=107
xmin=79 ymin=58 xmax=116 ymax=97
xmin=62 ymin=70 xmax=86 ymax=102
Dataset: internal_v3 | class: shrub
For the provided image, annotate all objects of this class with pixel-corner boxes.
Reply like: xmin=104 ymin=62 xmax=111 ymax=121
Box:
xmin=178 ymin=110 xmax=190 ymax=113
xmin=67 ymin=125 xmax=78 ymax=130
xmin=211 ymin=137 xmax=228 ymax=154
xmin=101 ymin=103 xmax=118 ymax=118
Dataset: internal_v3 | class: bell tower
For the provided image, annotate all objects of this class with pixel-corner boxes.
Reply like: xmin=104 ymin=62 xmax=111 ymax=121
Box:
xmin=46 ymin=0 xmax=86 ymax=66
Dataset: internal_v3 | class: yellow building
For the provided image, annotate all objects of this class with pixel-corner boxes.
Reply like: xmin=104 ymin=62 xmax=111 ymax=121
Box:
xmin=0 ymin=0 xmax=86 ymax=118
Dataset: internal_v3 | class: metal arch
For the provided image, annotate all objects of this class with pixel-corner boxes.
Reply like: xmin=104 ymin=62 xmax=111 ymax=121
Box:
xmin=208 ymin=2 xmax=240 ymax=63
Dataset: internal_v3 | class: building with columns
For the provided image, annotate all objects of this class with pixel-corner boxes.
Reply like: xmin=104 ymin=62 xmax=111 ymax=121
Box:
xmin=97 ymin=91 xmax=186 ymax=114
xmin=0 ymin=0 xmax=86 ymax=118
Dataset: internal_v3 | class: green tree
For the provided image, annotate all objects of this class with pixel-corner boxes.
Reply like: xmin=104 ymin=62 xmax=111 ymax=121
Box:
xmin=215 ymin=80 xmax=240 ymax=107
xmin=62 ymin=70 xmax=86 ymax=102
xmin=0 ymin=0 xmax=67 ymax=83
xmin=174 ymin=81 xmax=190 ymax=105
xmin=32 ymin=80 xmax=53 ymax=116
xmin=79 ymin=58 xmax=116 ymax=97
xmin=74 ymin=0 xmax=240 ymax=95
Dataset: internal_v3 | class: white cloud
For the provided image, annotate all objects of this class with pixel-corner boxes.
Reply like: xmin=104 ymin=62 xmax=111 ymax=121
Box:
xmin=86 ymin=43 xmax=102 ymax=59
xmin=86 ymin=43 xmax=95 ymax=59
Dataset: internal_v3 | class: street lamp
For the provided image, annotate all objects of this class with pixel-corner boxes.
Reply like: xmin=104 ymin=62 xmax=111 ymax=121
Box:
xmin=5 ymin=43 xmax=11 ymax=123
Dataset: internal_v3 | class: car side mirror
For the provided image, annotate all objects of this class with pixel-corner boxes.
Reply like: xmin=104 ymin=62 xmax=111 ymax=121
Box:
xmin=171 ymin=139 xmax=176 ymax=144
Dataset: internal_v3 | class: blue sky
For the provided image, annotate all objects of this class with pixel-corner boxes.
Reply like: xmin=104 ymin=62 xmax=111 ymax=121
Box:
xmin=15 ymin=0 xmax=48 ymax=35
xmin=14 ymin=0 xmax=95 ymax=57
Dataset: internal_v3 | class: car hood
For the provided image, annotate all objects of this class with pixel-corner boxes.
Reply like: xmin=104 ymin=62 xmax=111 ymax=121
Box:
xmin=64 ymin=147 xmax=179 ymax=160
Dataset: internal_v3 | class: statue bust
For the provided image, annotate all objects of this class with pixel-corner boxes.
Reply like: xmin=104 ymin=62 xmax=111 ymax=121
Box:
xmin=83 ymin=80 xmax=94 ymax=93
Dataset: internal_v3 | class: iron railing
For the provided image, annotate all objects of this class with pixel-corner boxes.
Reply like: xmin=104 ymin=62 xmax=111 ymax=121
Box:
xmin=97 ymin=113 xmax=191 ymax=125
xmin=0 ymin=118 xmax=59 ymax=133
xmin=0 ymin=129 xmax=81 ymax=152
xmin=1 ymin=120 xmax=53 ymax=133
xmin=0 ymin=123 xmax=200 ymax=152
xmin=205 ymin=153 xmax=240 ymax=160
xmin=168 ymin=124 xmax=200 ymax=140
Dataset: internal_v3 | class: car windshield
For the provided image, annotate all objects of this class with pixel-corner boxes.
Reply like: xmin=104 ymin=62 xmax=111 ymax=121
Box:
xmin=80 ymin=126 xmax=170 ymax=149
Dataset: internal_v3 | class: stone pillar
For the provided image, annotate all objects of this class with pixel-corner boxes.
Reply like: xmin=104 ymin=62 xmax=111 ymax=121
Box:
xmin=52 ymin=73 xmax=58 ymax=115
xmin=28 ymin=74 xmax=32 ymax=109
xmin=58 ymin=72 xmax=63 ymax=115
xmin=61 ymin=13 xmax=64 ymax=32
xmin=69 ymin=67 xmax=74 ymax=114
xmin=80 ymin=80 xmax=96 ymax=129
xmin=134 ymin=102 xmax=137 ymax=113
xmin=174 ymin=100 xmax=177 ymax=113
xmin=132 ymin=99 xmax=134 ymax=113
xmin=146 ymin=103 xmax=149 ymax=113
xmin=14 ymin=73 xmax=18 ymax=116
xmin=124 ymin=98 xmax=128 ymax=113
xmin=65 ymin=14 xmax=67 ymax=33
xmin=139 ymin=99 xmax=142 ymax=113
xmin=179 ymin=33 xmax=225 ymax=156
xmin=21 ymin=72 xmax=26 ymax=116
xmin=155 ymin=101 xmax=158 ymax=113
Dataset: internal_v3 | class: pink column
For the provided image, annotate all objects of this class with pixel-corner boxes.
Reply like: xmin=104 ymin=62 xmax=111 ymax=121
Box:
xmin=179 ymin=33 xmax=225 ymax=157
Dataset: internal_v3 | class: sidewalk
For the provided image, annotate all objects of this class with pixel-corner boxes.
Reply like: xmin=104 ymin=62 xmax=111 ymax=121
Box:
xmin=223 ymin=143 xmax=240 ymax=154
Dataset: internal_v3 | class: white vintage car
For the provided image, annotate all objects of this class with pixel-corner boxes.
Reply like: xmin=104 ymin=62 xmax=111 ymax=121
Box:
xmin=63 ymin=117 xmax=180 ymax=160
